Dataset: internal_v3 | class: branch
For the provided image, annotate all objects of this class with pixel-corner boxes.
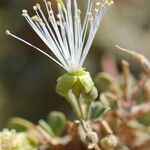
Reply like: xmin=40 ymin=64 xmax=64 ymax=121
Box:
xmin=122 ymin=60 xmax=130 ymax=102
xmin=115 ymin=102 xmax=150 ymax=120
xmin=128 ymin=102 xmax=150 ymax=119
xmin=116 ymin=45 xmax=150 ymax=78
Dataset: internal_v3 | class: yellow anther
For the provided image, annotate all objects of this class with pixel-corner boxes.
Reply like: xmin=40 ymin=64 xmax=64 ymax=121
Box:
xmin=5 ymin=30 xmax=11 ymax=35
xmin=57 ymin=14 xmax=61 ymax=19
xmin=49 ymin=10 xmax=53 ymax=14
xmin=106 ymin=0 xmax=114 ymax=5
xmin=31 ymin=15 xmax=38 ymax=22
xmin=22 ymin=9 xmax=28 ymax=14
xmin=78 ymin=9 xmax=81 ymax=14
xmin=33 ymin=6 xmax=37 ymax=11
xmin=95 ymin=9 xmax=98 ymax=13
xmin=96 ymin=2 xmax=101 ymax=6
xmin=47 ymin=1 xmax=51 ymax=7
xmin=55 ymin=0 xmax=65 ymax=10
xmin=22 ymin=9 xmax=28 ymax=17
xmin=36 ymin=3 xmax=41 ymax=8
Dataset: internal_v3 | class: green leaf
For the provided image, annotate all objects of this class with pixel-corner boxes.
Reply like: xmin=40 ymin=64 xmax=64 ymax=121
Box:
xmin=7 ymin=117 xmax=35 ymax=132
xmin=38 ymin=120 xmax=55 ymax=137
xmin=137 ymin=113 xmax=150 ymax=126
xmin=95 ymin=72 xmax=122 ymax=96
xmin=48 ymin=111 xmax=66 ymax=137
xmin=100 ymin=92 xmax=118 ymax=109
xmin=90 ymin=102 xmax=110 ymax=120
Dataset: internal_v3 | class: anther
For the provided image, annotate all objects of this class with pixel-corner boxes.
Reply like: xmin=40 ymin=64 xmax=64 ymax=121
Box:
xmin=22 ymin=9 xmax=28 ymax=14
xmin=78 ymin=9 xmax=81 ymax=14
xmin=95 ymin=9 xmax=98 ymax=13
xmin=5 ymin=30 xmax=11 ymax=35
xmin=36 ymin=3 xmax=41 ymax=8
xmin=47 ymin=2 xmax=51 ymax=7
xmin=57 ymin=14 xmax=61 ymax=19
xmin=56 ymin=21 xmax=61 ymax=26
xmin=96 ymin=2 xmax=101 ymax=6
xmin=31 ymin=15 xmax=39 ymax=22
xmin=33 ymin=6 xmax=37 ymax=11
xmin=22 ymin=9 xmax=28 ymax=17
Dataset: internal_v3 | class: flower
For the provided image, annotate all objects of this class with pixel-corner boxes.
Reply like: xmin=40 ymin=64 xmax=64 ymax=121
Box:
xmin=0 ymin=129 xmax=37 ymax=150
xmin=6 ymin=0 xmax=113 ymax=72
xmin=0 ymin=129 xmax=18 ymax=150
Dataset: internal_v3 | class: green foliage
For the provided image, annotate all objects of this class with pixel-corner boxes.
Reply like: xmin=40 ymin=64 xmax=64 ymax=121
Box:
xmin=48 ymin=111 xmax=66 ymax=137
xmin=7 ymin=117 xmax=35 ymax=132
xmin=100 ymin=92 xmax=118 ymax=109
xmin=90 ymin=102 xmax=110 ymax=120
xmin=137 ymin=113 xmax=150 ymax=126
xmin=38 ymin=120 xmax=55 ymax=137
xmin=95 ymin=72 xmax=122 ymax=96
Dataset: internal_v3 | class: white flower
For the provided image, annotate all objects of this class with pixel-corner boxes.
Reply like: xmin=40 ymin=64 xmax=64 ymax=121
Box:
xmin=0 ymin=129 xmax=18 ymax=149
xmin=6 ymin=0 xmax=113 ymax=71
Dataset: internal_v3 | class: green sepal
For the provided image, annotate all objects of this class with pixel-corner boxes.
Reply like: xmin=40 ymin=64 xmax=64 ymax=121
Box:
xmin=81 ymin=86 xmax=98 ymax=104
xmin=56 ymin=70 xmax=94 ymax=99
xmin=77 ymin=71 xmax=94 ymax=93
xmin=90 ymin=102 xmax=110 ymax=120
xmin=56 ymin=73 xmax=77 ymax=98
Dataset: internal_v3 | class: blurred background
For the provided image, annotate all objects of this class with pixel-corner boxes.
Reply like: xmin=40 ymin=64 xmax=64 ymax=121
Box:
xmin=0 ymin=0 xmax=150 ymax=128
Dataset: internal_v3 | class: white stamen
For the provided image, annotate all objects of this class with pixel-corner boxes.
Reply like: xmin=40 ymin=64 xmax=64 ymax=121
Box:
xmin=6 ymin=0 xmax=113 ymax=71
xmin=6 ymin=30 xmax=67 ymax=70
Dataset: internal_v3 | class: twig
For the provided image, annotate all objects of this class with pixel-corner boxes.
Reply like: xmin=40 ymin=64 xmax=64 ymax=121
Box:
xmin=80 ymin=120 xmax=102 ymax=150
xmin=36 ymin=126 xmax=71 ymax=146
xmin=77 ymin=99 xmax=85 ymax=120
xmin=115 ymin=102 xmax=150 ymax=120
xmin=122 ymin=60 xmax=130 ymax=102
xmin=101 ymin=120 xmax=113 ymax=134
xmin=116 ymin=45 xmax=150 ymax=78
xmin=128 ymin=102 xmax=150 ymax=119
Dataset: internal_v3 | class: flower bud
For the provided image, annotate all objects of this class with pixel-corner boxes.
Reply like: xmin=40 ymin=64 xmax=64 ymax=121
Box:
xmin=56 ymin=70 xmax=94 ymax=99
xmin=86 ymin=131 xmax=99 ymax=145
xmin=0 ymin=129 xmax=38 ymax=150
xmin=81 ymin=86 xmax=98 ymax=104
xmin=100 ymin=135 xmax=118 ymax=149
xmin=0 ymin=129 xmax=18 ymax=150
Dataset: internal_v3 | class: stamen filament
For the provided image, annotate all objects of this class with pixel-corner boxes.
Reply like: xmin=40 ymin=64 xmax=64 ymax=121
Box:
xmin=6 ymin=30 xmax=67 ymax=70
xmin=6 ymin=0 xmax=114 ymax=71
